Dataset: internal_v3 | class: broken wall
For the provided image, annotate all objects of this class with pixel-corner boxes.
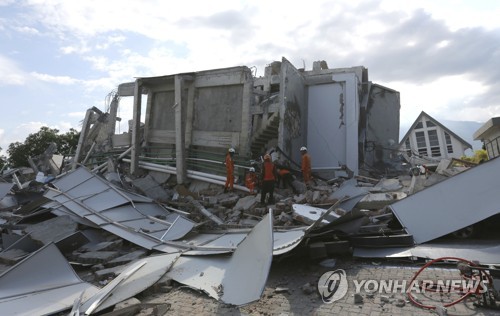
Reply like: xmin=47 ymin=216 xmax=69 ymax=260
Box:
xmin=190 ymin=67 xmax=253 ymax=154
xmin=304 ymin=67 xmax=363 ymax=176
xmin=362 ymin=84 xmax=400 ymax=172
xmin=279 ymin=58 xmax=308 ymax=163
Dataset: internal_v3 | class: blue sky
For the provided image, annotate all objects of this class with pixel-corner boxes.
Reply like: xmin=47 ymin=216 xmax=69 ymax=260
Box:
xmin=1 ymin=0 xmax=500 ymax=155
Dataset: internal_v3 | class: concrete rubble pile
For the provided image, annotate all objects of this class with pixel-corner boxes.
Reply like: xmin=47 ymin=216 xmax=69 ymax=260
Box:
xmin=1 ymin=147 xmax=498 ymax=315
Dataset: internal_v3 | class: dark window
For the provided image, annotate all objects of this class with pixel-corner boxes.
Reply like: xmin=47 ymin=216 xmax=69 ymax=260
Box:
xmin=426 ymin=120 xmax=436 ymax=127
xmin=415 ymin=121 xmax=423 ymax=129
xmin=405 ymin=139 xmax=412 ymax=156
xmin=415 ymin=131 xmax=427 ymax=156
xmin=444 ymin=132 xmax=453 ymax=153
xmin=428 ymin=130 xmax=440 ymax=157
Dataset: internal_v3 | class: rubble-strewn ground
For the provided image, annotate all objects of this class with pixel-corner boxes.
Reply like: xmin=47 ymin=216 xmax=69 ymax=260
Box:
xmin=132 ymin=255 xmax=500 ymax=316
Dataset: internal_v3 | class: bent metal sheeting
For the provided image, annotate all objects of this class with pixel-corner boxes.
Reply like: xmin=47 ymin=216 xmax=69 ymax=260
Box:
xmin=44 ymin=167 xmax=195 ymax=252
xmin=390 ymin=157 xmax=500 ymax=244
xmin=166 ymin=210 xmax=274 ymax=306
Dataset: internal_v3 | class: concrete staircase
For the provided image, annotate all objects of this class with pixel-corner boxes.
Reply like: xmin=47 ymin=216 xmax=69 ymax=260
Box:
xmin=251 ymin=111 xmax=280 ymax=157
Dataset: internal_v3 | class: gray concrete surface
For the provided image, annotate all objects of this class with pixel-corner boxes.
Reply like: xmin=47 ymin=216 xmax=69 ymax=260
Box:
xmin=137 ymin=256 xmax=500 ymax=316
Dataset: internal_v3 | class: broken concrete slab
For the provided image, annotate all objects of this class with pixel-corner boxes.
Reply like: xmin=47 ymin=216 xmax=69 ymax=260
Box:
xmin=107 ymin=249 xmax=148 ymax=267
xmin=292 ymin=204 xmax=340 ymax=225
xmin=132 ymin=174 xmax=169 ymax=201
xmin=356 ymin=192 xmax=406 ymax=210
xmin=75 ymin=251 xmax=121 ymax=264
xmin=233 ymin=195 xmax=259 ymax=212
xmin=328 ymin=179 xmax=369 ymax=212
xmin=370 ymin=178 xmax=402 ymax=192
xmin=24 ymin=215 xmax=78 ymax=246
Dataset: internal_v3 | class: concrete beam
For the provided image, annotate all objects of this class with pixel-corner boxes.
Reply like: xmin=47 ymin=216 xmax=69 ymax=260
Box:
xmin=175 ymin=75 xmax=186 ymax=184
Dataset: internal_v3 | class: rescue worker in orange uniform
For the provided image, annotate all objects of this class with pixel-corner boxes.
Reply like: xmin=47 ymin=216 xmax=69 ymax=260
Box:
xmin=300 ymin=146 xmax=312 ymax=187
xmin=245 ymin=167 xmax=258 ymax=194
xmin=277 ymin=166 xmax=298 ymax=194
xmin=224 ymin=147 xmax=235 ymax=192
xmin=260 ymin=154 xmax=277 ymax=205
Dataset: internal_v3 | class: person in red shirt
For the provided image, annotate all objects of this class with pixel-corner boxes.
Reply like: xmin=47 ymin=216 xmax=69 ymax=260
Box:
xmin=224 ymin=148 xmax=235 ymax=193
xmin=245 ymin=167 xmax=258 ymax=194
xmin=300 ymin=146 xmax=312 ymax=187
xmin=260 ymin=154 xmax=277 ymax=205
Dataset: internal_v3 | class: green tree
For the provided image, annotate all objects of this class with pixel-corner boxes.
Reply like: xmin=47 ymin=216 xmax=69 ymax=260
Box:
xmin=0 ymin=147 xmax=6 ymax=170
xmin=461 ymin=149 xmax=488 ymax=164
xmin=7 ymin=127 xmax=80 ymax=167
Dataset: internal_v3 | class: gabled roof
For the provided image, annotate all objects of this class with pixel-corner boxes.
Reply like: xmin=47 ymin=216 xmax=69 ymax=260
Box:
xmin=399 ymin=111 xmax=472 ymax=149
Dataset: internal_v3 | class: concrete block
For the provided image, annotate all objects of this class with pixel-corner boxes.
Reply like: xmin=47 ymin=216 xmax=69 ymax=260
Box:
xmin=188 ymin=180 xmax=212 ymax=193
xmin=219 ymin=195 xmax=239 ymax=207
xmin=75 ymin=251 xmax=120 ymax=264
xmin=113 ymin=297 xmax=142 ymax=311
xmin=233 ymin=195 xmax=258 ymax=212
xmin=312 ymin=191 xmax=321 ymax=204
xmin=293 ymin=194 xmax=307 ymax=204
xmin=308 ymin=242 xmax=327 ymax=260
xmin=132 ymin=174 xmax=168 ymax=201
xmin=94 ymin=264 xmax=127 ymax=280
xmin=148 ymin=170 xmax=171 ymax=184
xmin=0 ymin=248 xmax=29 ymax=264
xmin=80 ymin=240 xmax=123 ymax=252
xmin=24 ymin=215 xmax=78 ymax=246
xmin=107 ymin=249 xmax=147 ymax=267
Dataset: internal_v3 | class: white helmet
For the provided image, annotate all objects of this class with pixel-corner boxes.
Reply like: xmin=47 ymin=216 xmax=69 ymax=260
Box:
xmin=228 ymin=147 xmax=235 ymax=153
xmin=300 ymin=146 xmax=307 ymax=151
xmin=249 ymin=167 xmax=255 ymax=172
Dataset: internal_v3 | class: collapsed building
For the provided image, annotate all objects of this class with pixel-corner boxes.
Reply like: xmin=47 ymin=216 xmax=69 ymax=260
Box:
xmin=2 ymin=58 xmax=500 ymax=314
xmin=74 ymin=57 xmax=401 ymax=182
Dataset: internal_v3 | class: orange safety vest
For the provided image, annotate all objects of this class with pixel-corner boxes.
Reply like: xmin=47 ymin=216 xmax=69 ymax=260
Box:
xmin=262 ymin=161 xmax=276 ymax=181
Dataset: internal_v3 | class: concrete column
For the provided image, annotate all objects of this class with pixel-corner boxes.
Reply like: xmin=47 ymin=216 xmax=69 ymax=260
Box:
xmin=72 ymin=108 xmax=93 ymax=170
xmin=240 ymin=75 xmax=252 ymax=156
xmin=130 ymin=79 xmax=142 ymax=175
xmin=174 ymin=75 xmax=186 ymax=184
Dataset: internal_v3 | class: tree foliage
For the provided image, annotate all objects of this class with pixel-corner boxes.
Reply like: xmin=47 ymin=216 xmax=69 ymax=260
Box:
xmin=461 ymin=149 xmax=488 ymax=164
xmin=7 ymin=127 xmax=80 ymax=168
xmin=0 ymin=148 xmax=6 ymax=170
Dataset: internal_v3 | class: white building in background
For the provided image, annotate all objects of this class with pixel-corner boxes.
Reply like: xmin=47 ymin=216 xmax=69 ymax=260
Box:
xmin=473 ymin=117 xmax=500 ymax=159
xmin=399 ymin=111 xmax=472 ymax=160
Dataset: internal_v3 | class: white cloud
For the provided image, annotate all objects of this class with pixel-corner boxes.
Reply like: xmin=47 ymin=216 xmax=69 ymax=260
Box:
xmin=13 ymin=26 xmax=39 ymax=35
xmin=30 ymin=72 xmax=80 ymax=85
xmin=0 ymin=55 xmax=27 ymax=85
xmin=67 ymin=111 xmax=86 ymax=118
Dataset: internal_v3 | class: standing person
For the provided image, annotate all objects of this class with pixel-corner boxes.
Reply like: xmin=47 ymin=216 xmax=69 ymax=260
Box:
xmin=300 ymin=146 xmax=312 ymax=187
xmin=224 ymin=147 xmax=235 ymax=193
xmin=260 ymin=154 xmax=277 ymax=205
xmin=245 ymin=167 xmax=258 ymax=194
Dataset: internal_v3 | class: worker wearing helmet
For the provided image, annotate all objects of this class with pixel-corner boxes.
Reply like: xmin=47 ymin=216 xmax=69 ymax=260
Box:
xmin=245 ymin=167 xmax=258 ymax=194
xmin=260 ymin=154 xmax=277 ymax=205
xmin=300 ymin=146 xmax=312 ymax=187
xmin=224 ymin=148 xmax=235 ymax=193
